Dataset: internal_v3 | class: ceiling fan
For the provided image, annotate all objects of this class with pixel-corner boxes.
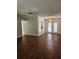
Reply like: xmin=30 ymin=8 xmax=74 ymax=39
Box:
xmin=26 ymin=9 xmax=38 ymax=16
xmin=17 ymin=9 xmax=39 ymax=20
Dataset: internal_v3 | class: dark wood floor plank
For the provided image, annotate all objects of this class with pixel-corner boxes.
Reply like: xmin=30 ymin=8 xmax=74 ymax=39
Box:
xmin=17 ymin=33 xmax=61 ymax=59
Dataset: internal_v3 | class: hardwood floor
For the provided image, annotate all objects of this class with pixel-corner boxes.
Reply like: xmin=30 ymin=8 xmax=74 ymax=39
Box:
xmin=17 ymin=33 xmax=61 ymax=59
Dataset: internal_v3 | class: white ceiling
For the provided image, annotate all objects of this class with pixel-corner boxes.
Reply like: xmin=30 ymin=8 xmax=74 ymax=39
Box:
xmin=17 ymin=0 xmax=61 ymax=17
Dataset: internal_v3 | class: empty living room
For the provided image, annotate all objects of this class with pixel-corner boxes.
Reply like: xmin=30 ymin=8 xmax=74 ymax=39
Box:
xmin=17 ymin=0 xmax=61 ymax=59
xmin=1 ymin=0 xmax=79 ymax=59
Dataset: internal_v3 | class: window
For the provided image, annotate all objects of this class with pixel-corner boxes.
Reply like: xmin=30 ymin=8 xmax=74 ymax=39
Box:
xmin=54 ymin=22 xmax=58 ymax=32
xmin=48 ymin=23 xmax=52 ymax=32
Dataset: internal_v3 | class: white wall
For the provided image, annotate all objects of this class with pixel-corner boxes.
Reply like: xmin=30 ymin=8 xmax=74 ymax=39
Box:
xmin=22 ymin=15 xmax=38 ymax=36
xmin=58 ymin=18 xmax=61 ymax=34
xmin=38 ymin=16 xmax=45 ymax=36
xmin=17 ymin=15 xmax=22 ymax=38
xmin=44 ymin=19 xmax=48 ymax=33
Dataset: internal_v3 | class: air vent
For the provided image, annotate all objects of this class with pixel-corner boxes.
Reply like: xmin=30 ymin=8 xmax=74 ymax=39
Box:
xmin=28 ymin=12 xmax=33 ymax=15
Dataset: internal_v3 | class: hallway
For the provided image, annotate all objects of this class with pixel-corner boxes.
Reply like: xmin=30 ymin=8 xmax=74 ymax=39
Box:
xmin=17 ymin=33 xmax=61 ymax=59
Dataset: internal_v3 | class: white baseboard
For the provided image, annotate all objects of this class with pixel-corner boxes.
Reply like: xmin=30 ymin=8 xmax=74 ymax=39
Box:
xmin=17 ymin=35 xmax=22 ymax=38
xmin=23 ymin=34 xmax=39 ymax=36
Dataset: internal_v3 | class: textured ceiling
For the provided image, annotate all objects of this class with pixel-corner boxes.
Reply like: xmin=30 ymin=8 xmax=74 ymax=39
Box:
xmin=17 ymin=0 xmax=61 ymax=17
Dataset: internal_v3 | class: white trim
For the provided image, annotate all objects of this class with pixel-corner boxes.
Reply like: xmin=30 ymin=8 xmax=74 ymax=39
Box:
xmin=17 ymin=35 xmax=22 ymax=38
xmin=23 ymin=34 xmax=39 ymax=36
